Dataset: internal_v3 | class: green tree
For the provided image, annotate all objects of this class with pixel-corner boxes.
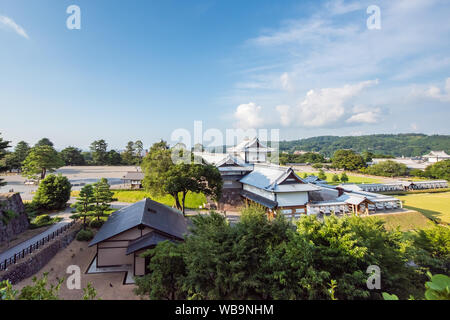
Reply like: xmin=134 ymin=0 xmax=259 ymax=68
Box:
xmin=72 ymin=184 xmax=95 ymax=229
xmin=60 ymin=146 xmax=85 ymax=166
xmin=134 ymin=241 xmax=186 ymax=300
xmin=424 ymin=160 xmax=450 ymax=181
xmin=35 ymin=138 xmax=54 ymax=148
xmin=340 ymin=172 xmax=349 ymax=183
xmin=107 ymin=149 xmax=122 ymax=165
xmin=332 ymin=174 xmax=340 ymax=182
xmin=134 ymin=140 xmax=144 ymax=165
xmin=92 ymin=178 xmax=115 ymax=221
xmin=90 ymin=140 xmax=108 ymax=165
xmin=332 ymin=149 xmax=365 ymax=171
xmin=318 ymin=169 xmax=327 ymax=181
xmin=362 ymin=160 xmax=409 ymax=177
xmin=32 ymin=174 xmax=71 ymax=210
xmin=122 ymin=141 xmax=136 ymax=165
xmin=0 ymin=133 xmax=11 ymax=186
xmin=22 ymin=145 xmax=64 ymax=180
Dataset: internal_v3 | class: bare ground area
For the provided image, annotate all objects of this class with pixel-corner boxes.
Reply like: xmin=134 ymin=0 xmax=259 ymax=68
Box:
xmin=13 ymin=239 xmax=143 ymax=300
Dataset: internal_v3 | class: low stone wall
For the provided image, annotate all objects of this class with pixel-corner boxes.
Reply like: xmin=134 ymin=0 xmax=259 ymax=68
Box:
xmin=0 ymin=193 xmax=29 ymax=243
xmin=219 ymin=188 xmax=244 ymax=211
xmin=0 ymin=223 xmax=81 ymax=284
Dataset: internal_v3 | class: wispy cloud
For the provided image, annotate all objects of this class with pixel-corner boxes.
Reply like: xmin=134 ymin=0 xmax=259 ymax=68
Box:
xmin=0 ymin=15 xmax=29 ymax=39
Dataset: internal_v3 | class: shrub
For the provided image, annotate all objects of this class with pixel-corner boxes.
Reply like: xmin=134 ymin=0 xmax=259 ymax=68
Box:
xmin=32 ymin=174 xmax=71 ymax=211
xmin=32 ymin=214 xmax=51 ymax=225
xmin=76 ymin=228 xmax=94 ymax=241
xmin=89 ymin=219 xmax=104 ymax=229
xmin=332 ymin=174 xmax=340 ymax=182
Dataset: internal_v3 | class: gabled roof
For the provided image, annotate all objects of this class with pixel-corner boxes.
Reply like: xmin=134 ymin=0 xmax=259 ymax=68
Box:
xmin=227 ymin=137 xmax=274 ymax=153
xmin=239 ymin=164 xmax=319 ymax=192
xmin=423 ymin=151 xmax=450 ymax=157
xmin=215 ymin=154 xmax=253 ymax=168
xmin=126 ymin=231 xmax=176 ymax=255
xmin=89 ymin=198 xmax=187 ymax=246
xmin=303 ymin=175 xmax=327 ymax=184
xmin=122 ymin=171 xmax=145 ymax=180
xmin=192 ymin=152 xmax=228 ymax=166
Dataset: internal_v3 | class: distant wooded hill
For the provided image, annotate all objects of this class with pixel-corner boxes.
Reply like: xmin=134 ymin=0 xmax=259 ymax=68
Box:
xmin=277 ymin=134 xmax=450 ymax=157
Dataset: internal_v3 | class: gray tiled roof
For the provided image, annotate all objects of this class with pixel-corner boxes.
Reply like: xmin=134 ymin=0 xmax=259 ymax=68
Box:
xmin=122 ymin=171 xmax=145 ymax=180
xmin=89 ymin=198 xmax=187 ymax=246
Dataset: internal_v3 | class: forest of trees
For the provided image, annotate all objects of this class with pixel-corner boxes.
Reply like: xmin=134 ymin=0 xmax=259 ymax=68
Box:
xmin=278 ymin=134 xmax=450 ymax=157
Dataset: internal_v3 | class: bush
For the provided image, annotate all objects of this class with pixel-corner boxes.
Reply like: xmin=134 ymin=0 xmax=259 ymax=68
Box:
xmin=29 ymin=214 xmax=61 ymax=229
xmin=362 ymin=160 xmax=408 ymax=177
xmin=76 ymin=228 xmax=94 ymax=241
xmin=32 ymin=174 xmax=71 ymax=211
xmin=32 ymin=214 xmax=51 ymax=225
xmin=89 ymin=219 xmax=104 ymax=229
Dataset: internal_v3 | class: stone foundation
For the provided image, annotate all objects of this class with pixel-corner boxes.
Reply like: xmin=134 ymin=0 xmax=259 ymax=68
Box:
xmin=218 ymin=188 xmax=244 ymax=210
xmin=0 ymin=193 xmax=29 ymax=244
xmin=0 ymin=223 xmax=81 ymax=285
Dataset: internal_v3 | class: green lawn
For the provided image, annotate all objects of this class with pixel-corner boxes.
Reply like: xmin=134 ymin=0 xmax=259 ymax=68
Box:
xmin=395 ymin=191 xmax=450 ymax=225
xmin=368 ymin=211 xmax=434 ymax=231
xmin=72 ymin=190 xmax=207 ymax=209
xmin=296 ymin=171 xmax=383 ymax=185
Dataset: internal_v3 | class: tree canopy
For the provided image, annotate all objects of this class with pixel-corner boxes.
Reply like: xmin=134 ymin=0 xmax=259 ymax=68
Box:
xmin=332 ymin=149 xmax=366 ymax=171
xmin=141 ymin=141 xmax=222 ymax=214
xmin=0 ymin=133 xmax=11 ymax=186
xmin=32 ymin=174 xmax=71 ymax=210
xmin=361 ymin=160 xmax=409 ymax=177
xmin=60 ymin=146 xmax=85 ymax=166
xmin=22 ymin=145 xmax=64 ymax=180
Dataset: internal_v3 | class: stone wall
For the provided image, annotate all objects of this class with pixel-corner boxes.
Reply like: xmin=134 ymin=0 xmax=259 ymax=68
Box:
xmin=0 ymin=223 xmax=81 ymax=285
xmin=0 ymin=193 xmax=29 ymax=243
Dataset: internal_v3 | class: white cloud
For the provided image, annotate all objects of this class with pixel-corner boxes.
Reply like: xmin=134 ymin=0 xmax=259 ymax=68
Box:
xmin=424 ymin=78 xmax=450 ymax=102
xmin=280 ymin=72 xmax=292 ymax=91
xmin=346 ymin=110 xmax=380 ymax=124
xmin=0 ymin=15 xmax=29 ymax=39
xmin=297 ymin=79 xmax=378 ymax=127
xmin=234 ymin=102 xmax=265 ymax=128
xmin=276 ymin=105 xmax=292 ymax=127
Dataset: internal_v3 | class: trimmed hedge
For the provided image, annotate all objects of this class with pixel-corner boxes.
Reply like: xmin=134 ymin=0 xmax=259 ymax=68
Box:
xmin=76 ymin=228 xmax=94 ymax=241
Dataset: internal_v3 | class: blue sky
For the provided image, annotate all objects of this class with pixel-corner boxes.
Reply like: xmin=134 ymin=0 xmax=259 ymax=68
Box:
xmin=1 ymin=0 xmax=449 ymax=150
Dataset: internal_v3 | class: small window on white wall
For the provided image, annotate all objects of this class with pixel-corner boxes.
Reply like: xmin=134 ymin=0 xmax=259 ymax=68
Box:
xmin=295 ymin=208 xmax=305 ymax=213
xmin=282 ymin=209 xmax=292 ymax=214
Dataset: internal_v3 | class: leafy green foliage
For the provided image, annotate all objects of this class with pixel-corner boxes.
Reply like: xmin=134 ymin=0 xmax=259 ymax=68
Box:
xmin=32 ymin=174 xmax=71 ymax=210
xmin=340 ymin=172 xmax=349 ymax=182
xmin=90 ymin=139 xmax=108 ymax=165
xmin=72 ymin=184 xmax=96 ymax=229
xmin=76 ymin=228 xmax=94 ymax=241
xmin=318 ymin=169 xmax=327 ymax=181
xmin=424 ymin=273 xmax=450 ymax=300
xmin=29 ymin=214 xmax=62 ymax=229
xmin=279 ymin=152 xmax=325 ymax=165
xmin=142 ymin=141 xmax=222 ymax=214
xmin=92 ymin=178 xmax=115 ymax=221
xmin=407 ymin=226 xmax=450 ymax=275
xmin=135 ymin=208 xmax=439 ymax=300
xmin=22 ymin=145 xmax=64 ymax=180
xmin=134 ymin=241 xmax=186 ymax=300
xmin=60 ymin=146 xmax=85 ymax=166
xmin=278 ymin=134 xmax=450 ymax=158
xmin=332 ymin=149 xmax=366 ymax=171
xmin=1 ymin=274 xmax=99 ymax=300
xmin=332 ymin=174 xmax=340 ymax=182
xmin=0 ymin=133 xmax=11 ymax=186
xmin=361 ymin=160 xmax=409 ymax=177
xmin=424 ymin=160 xmax=450 ymax=181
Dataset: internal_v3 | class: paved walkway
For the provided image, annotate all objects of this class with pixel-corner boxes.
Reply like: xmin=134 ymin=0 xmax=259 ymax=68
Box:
xmin=0 ymin=206 xmax=74 ymax=263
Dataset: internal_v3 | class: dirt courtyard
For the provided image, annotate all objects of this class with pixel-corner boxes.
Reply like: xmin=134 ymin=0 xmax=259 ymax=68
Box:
xmin=13 ymin=239 xmax=143 ymax=300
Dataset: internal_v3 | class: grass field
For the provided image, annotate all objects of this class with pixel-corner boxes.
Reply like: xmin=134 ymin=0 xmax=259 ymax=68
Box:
xmin=71 ymin=190 xmax=207 ymax=209
xmin=296 ymin=171 xmax=383 ymax=185
xmin=395 ymin=191 xmax=450 ymax=225
xmin=368 ymin=211 xmax=434 ymax=231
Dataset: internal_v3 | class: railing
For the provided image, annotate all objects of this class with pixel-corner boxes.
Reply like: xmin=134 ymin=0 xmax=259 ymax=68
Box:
xmin=0 ymin=220 xmax=76 ymax=271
